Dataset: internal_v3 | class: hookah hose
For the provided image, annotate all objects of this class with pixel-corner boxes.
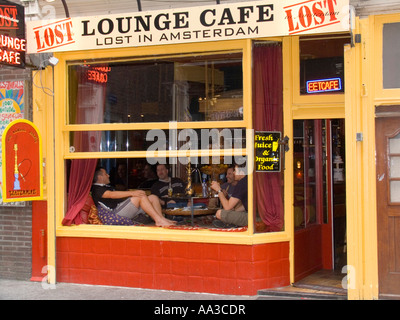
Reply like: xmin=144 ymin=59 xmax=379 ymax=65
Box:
xmin=18 ymin=158 xmax=33 ymax=182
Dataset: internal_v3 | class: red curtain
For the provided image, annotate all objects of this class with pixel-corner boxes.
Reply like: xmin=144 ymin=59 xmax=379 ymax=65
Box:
xmin=62 ymin=65 xmax=106 ymax=226
xmin=62 ymin=159 xmax=98 ymax=226
xmin=253 ymin=43 xmax=284 ymax=232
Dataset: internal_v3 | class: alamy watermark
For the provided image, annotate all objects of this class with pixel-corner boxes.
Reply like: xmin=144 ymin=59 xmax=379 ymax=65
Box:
xmin=341 ymin=264 xmax=356 ymax=290
xmin=41 ymin=265 xmax=56 ymax=290
xmin=145 ymin=123 xmax=252 ymax=173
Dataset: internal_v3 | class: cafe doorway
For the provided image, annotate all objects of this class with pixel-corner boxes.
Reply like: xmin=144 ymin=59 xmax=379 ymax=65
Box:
xmin=293 ymin=119 xmax=347 ymax=292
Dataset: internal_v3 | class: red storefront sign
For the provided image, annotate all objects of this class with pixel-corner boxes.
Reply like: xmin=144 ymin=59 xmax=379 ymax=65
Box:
xmin=0 ymin=0 xmax=26 ymax=68
xmin=2 ymin=119 xmax=43 ymax=201
xmin=33 ymin=18 xmax=74 ymax=53
xmin=284 ymin=0 xmax=341 ymax=35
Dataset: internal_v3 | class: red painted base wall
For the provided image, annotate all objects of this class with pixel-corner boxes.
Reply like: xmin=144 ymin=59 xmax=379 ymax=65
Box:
xmin=56 ymin=237 xmax=290 ymax=295
xmin=294 ymin=225 xmax=323 ymax=282
xmin=31 ymin=201 xmax=48 ymax=281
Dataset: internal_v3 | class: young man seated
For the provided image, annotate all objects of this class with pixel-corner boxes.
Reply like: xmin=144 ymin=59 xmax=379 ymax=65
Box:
xmin=210 ymin=162 xmax=248 ymax=228
xmin=91 ymin=167 xmax=176 ymax=227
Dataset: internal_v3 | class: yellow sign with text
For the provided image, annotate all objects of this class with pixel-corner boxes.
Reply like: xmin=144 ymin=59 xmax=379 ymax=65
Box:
xmin=254 ymin=131 xmax=281 ymax=172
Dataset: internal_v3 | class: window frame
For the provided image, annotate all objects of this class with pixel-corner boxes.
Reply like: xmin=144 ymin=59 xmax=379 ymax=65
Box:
xmin=292 ymin=36 xmax=347 ymax=105
xmin=51 ymin=39 xmax=289 ymax=244
xmin=64 ymin=50 xmax=247 ymax=159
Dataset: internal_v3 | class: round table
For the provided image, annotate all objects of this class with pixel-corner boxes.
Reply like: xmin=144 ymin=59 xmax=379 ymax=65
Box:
xmin=162 ymin=196 xmax=218 ymax=225
xmin=162 ymin=208 xmax=217 ymax=216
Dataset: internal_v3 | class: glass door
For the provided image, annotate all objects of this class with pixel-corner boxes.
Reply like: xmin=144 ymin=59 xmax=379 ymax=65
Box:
xmin=294 ymin=119 xmax=346 ymax=280
xmin=294 ymin=120 xmax=326 ymax=229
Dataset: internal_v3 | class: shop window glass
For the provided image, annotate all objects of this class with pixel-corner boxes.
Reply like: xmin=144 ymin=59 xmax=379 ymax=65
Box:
xmin=390 ymin=132 xmax=400 ymax=153
xmin=294 ymin=120 xmax=318 ymax=228
xmin=69 ymin=128 xmax=246 ymax=153
xmin=293 ymin=119 xmax=347 ymax=229
xmin=64 ymin=52 xmax=252 ymax=232
xmin=383 ymin=22 xmax=400 ymax=89
xmin=66 ymin=156 xmax=247 ymax=191
xmin=252 ymin=42 xmax=284 ymax=233
xmin=390 ymin=156 xmax=400 ymax=178
xmin=299 ymin=36 xmax=350 ymax=95
xmin=65 ymin=156 xmax=248 ymax=227
xmin=68 ymin=53 xmax=243 ymax=124
xmin=293 ymin=119 xmax=346 ymax=229
xmin=389 ymin=132 xmax=400 ymax=203
xmin=64 ymin=45 xmax=286 ymax=234
xmin=390 ymin=181 xmax=400 ymax=203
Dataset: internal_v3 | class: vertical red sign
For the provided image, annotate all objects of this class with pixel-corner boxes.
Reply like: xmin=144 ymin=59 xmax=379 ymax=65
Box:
xmin=0 ymin=0 xmax=26 ymax=68
xmin=2 ymin=119 xmax=43 ymax=201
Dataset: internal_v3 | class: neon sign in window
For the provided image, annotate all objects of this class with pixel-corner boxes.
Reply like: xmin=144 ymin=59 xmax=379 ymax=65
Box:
xmin=0 ymin=2 xmax=26 ymax=68
xmin=306 ymin=77 xmax=342 ymax=94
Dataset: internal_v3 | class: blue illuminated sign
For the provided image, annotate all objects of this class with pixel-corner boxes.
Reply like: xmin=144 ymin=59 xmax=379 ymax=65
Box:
xmin=306 ymin=78 xmax=342 ymax=93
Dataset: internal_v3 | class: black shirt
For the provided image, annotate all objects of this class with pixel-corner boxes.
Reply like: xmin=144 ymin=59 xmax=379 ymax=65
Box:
xmin=91 ymin=184 xmax=126 ymax=209
xmin=138 ymin=179 xmax=158 ymax=189
xmin=231 ymin=176 xmax=248 ymax=212
xmin=150 ymin=178 xmax=185 ymax=198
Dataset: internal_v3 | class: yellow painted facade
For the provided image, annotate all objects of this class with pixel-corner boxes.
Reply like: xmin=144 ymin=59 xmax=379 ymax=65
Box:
xmin=31 ymin=12 xmax=400 ymax=298
xmin=345 ymin=14 xmax=400 ymax=300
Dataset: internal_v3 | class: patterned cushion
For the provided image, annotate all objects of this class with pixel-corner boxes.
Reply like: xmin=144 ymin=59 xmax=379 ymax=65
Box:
xmin=88 ymin=205 xmax=103 ymax=225
xmin=96 ymin=206 xmax=135 ymax=226
xmin=79 ymin=194 xmax=96 ymax=224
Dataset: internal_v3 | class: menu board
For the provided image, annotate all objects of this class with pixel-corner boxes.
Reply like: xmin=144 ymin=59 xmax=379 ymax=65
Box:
xmin=0 ymin=0 xmax=26 ymax=68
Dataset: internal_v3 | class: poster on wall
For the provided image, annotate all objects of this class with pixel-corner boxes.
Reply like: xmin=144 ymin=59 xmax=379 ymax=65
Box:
xmin=254 ymin=131 xmax=281 ymax=172
xmin=2 ymin=119 xmax=43 ymax=202
xmin=0 ymin=81 xmax=25 ymax=205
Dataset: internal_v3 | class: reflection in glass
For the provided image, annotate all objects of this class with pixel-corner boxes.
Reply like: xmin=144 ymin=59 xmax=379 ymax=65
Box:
xmin=390 ymin=181 xmax=400 ymax=203
xmin=293 ymin=119 xmax=346 ymax=230
xmin=299 ymin=35 xmax=350 ymax=95
xmin=389 ymin=133 xmax=400 ymax=154
xmin=390 ymin=156 xmax=400 ymax=178
xmin=383 ymin=23 xmax=400 ymax=89
xmin=293 ymin=120 xmax=317 ymax=227
xmin=389 ymin=133 xmax=400 ymax=203
xmin=69 ymin=128 xmax=246 ymax=153
xmin=68 ymin=53 xmax=243 ymax=124
xmin=65 ymin=156 xmax=248 ymax=209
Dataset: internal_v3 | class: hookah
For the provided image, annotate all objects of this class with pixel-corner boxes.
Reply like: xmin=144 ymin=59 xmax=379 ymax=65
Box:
xmin=13 ymin=144 xmax=21 ymax=190
xmin=185 ymin=159 xmax=203 ymax=196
